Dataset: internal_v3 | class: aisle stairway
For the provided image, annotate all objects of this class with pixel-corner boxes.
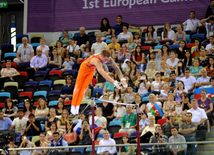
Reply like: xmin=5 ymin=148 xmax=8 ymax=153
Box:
xmin=197 ymin=126 xmax=214 ymax=155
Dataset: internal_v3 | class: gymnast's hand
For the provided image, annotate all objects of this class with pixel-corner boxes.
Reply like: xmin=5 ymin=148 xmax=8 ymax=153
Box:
xmin=120 ymin=78 xmax=127 ymax=88
xmin=114 ymin=81 xmax=122 ymax=89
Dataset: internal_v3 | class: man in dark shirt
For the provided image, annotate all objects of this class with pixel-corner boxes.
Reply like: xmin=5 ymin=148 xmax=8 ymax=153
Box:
xmin=112 ymin=15 xmax=141 ymax=36
xmin=25 ymin=114 xmax=41 ymax=136
xmin=162 ymin=113 xmax=179 ymax=137
xmin=75 ymin=27 xmax=89 ymax=46
xmin=205 ymin=0 xmax=214 ymax=18
xmin=168 ymin=73 xmax=178 ymax=93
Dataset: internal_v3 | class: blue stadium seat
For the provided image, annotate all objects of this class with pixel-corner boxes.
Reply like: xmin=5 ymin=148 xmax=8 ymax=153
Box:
xmin=48 ymin=100 xmax=59 ymax=106
xmin=40 ymin=124 xmax=45 ymax=132
xmin=170 ymin=45 xmax=180 ymax=49
xmin=142 ymin=96 xmax=149 ymax=102
xmin=74 ymin=32 xmax=80 ymax=36
xmin=154 ymin=45 xmax=162 ymax=49
xmin=186 ymin=34 xmax=190 ymax=43
xmin=73 ymin=147 xmax=85 ymax=155
xmin=4 ymin=52 xmax=17 ymax=59
xmin=92 ymin=88 xmax=104 ymax=97
xmin=39 ymin=80 xmax=52 ymax=89
xmin=192 ymin=34 xmax=205 ymax=40
xmin=0 ymin=92 xmax=11 ymax=98
xmin=31 ymin=43 xmax=41 ymax=47
xmin=16 ymin=43 xmax=22 ymax=49
xmin=106 ymin=39 xmax=112 ymax=44
xmin=18 ymin=102 xmax=24 ymax=107
xmin=34 ymin=91 xmax=47 ymax=99
xmin=60 ymin=33 xmax=72 ymax=38
xmin=109 ymin=121 xmax=122 ymax=126
xmin=25 ymin=81 xmax=38 ymax=89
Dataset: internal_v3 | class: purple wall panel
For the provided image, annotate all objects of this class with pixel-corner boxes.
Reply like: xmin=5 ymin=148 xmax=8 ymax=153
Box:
xmin=28 ymin=0 xmax=210 ymax=32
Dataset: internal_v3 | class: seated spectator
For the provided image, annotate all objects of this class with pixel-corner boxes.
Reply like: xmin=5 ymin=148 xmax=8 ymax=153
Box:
xmin=73 ymin=113 xmax=86 ymax=134
xmin=119 ymin=135 xmax=131 ymax=155
xmin=200 ymin=16 xmax=214 ymax=42
xmin=196 ymin=68 xmax=211 ymax=88
xmin=133 ymin=32 xmax=142 ymax=45
xmin=139 ymin=112 xmax=149 ymax=131
xmin=1 ymin=60 xmax=20 ymax=81
xmin=179 ymin=112 xmax=197 ymax=155
xmin=123 ymin=84 xmax=135 ymax=103
xmin=80 ymin=44 xmax=91 ymax=59
xmin=55 ymin=40 xmax=65 ymax=58
xmin=173 ymin=81 xmax=187 ymax=102
xmin=187 ymin=99 xmax=208 ymax=140
xmin=174 ymin=26 xmax=186 ymax=45
xmin=205 ymin=0 xmax=214 ymax=18
xmin=122 ymin=59 xmax=131 ymax=74
xmin=181 ymin=11 xmax=202 ymax=37
xmin=109 ymin=45 xmax=117 ymax=61
xmin=135 ymin=73 xmax=150 ymax=98
xmin=168 ymin=72 xmax=178 ymax=92
xmin=145 ymin=94 xmax=162 ymax=117
xmin=121 ymin=74 xmax=133 ymax=94
xmin=23 ymin=99 xmax=34 ymax=119
xmin=161 ymin=22 xmax=175 ymax=45
xmin=14 ymin=37 xmax=34 ymax=65
xmin=117 ymin=25 xmax=133 ymax=43
xmin=166 ymin=51 xmax=179 ymax=71
xmin=181 ymin=68 xmax=196 ymax=93
xmin=45 ymin=108 xmax=57 ymax=131
xmin=10 ymin=109 xmax=28 ymax=136
xmin=67 ymin=38 xmax=79 ymax=60
xmin=25 ymin=113 xmax=41 ymax=136
xmin=145 ymin=61 xmax=158 ymax=82
xmin=2 ymin=139 xmax=17 ymax=155
xmin=133 ymin=45 xmax=144 ymax=65
xmin=145 ymin=25 xmax=158 ymax=45
xmin=99 ymin=94 xmax=114 ymax=121
xmin=26 ymin=48 xmax=47 ymax=80
xmin=56 ymin=101 xmax=64 ymax=117
xmin=0 ymin=110 xmax=12 ymax=130
xmin=34 ymin=98 xmax=49 ymax=122
xmin=49 ymin=132 xmax=69 ymax=155
xmin=63 ymin=121 xmax=77 ymax=145
xmin=46 ymin=122 xmax=58 ymax=144
xmin=109 ymin=87 xmax=122 ymax=102
xmin=128 ymin=61 xmax=140 ymax=83
xmin=97 ymin=130 xmax=117 ymax=155
xmin=190 ymin=59 xmax=203 ymax=79
xmin=60 ymin=30 xmax=70 ymax=45
xmin=206 ymin=35 xmax=214 ymax=56
xmin=36 ymin=38 xmax=49 ymax=57
xmin=103 ymin=73 xmax=115 ymax=96
xmin=132 ymin=93 xmax=146 ymax=113
xmin=175 ymin=61 xmax=185 ymax=81
xmin=46 ymin=48 xmax=62 ymax=73
xmin=108 ymin=35 xmax=120 ymax=51
xmin=140 ymin=115 xmax=157 ymax=139
xmin=148 ymin=125 xmax=168 ymax=155
xmin=57 ymin=109 xmax=70 ymax=133
xmin=32 ymin=133 xmax=48 ymax=155
xmin=197 ymin=89 xmax=213 ymax=132
xmin=162 ymin=112 xmax=179 ymax=137
xmin=125 ymin=36 xmax=137 ymax=54
xmin=206 ymin=76 xmax=214 ymax=88
xmin=59 ymin=75 xmax=74 ymax=102
xmin=176 ymin=40 xmax=187 ymax=60
xmin=2 ymin=98 xmax=18 ymax=121
xmin=19 ymin=134 xmax=34 ymax=155
xmin=191 ymin=38 xmax=203 ymax=59
xmin=147 ymin=50 xmax=161 ymax=70
xmin=206 ymin=57 xmax=214 ymax=77
xmin=181 ymin=94 xmax=191 ymax=111
xmin=61 ymin=55 xmax=74 ymax=71
xmin=160 ymin=60 xmax=171 ymax=82
xmin=157 ymin=82 xmax=170 ymax=102
xmin=91 ymin=33 xmax=108 ymax=54
xmin=113 ymin=99 xmax=126 ymax=121
xmin=168 ymin=127 xmax=187 ymax=155
xmin=79 ymin=119 xmax=92 ymax=145
xmin=96 ymin=17 xmax=111 ymax=39
xmin=75 ymin=27 xmax=89 ymax=46
xmin=118 ymin=44 xmax=131 ymax=62
xmin=150 ymin=72 xmax=164 ymax=95
xmin=198 ymin=48 xmax=209 ymax=67
xmin=119 ymin=105 xmax=137 ymax=136
xmin=183 ymin=50 xmax=193 ymax=68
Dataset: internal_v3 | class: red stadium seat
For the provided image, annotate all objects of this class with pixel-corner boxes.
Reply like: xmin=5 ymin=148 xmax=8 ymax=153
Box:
xmin=113 ymin=132 xmax=128 ymax=138
xmin=141 ymin=46 xmax=151 ymax=50
xmin=64 ymin=100 xmax=72 ymax=105
xmin=92 ymin=78 xmax=96 ymax=87
xmin=78 ymin=59 xmax=86 ymax=64
xmin=186 ymin=43 xmax=195 ymax=48
xmin=0 ymin=103 xmax=4 ymax=108
xmin=49 ymin=70 xmax=62 ymax=78
xmin=19 ymin=91 xmax=33 ymax=100
xmin=157 ymin=118 xmax=167 ymax=127
xmin=19 ymin=71 xmax=28 ymax=78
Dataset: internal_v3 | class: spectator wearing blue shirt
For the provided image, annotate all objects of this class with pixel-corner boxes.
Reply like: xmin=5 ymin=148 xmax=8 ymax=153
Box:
xmin=112 ymin=15 xmax=142 ymax=36
xmin=59 ymin=75 xmax=74 ymax=102
xmin=139 ymin=112 xmax=149 ymax=132
xmin=75 ymin=27 xmax=89 ymax=46
xmin=0 ymin=110 xmax=12 ymax=130
xmin=61 ymin=55 xmax=74 ymax=71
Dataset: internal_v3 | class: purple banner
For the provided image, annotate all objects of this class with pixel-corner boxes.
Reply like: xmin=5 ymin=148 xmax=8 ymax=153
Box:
xmin=28 ymin=0 xmax=210 ymax=32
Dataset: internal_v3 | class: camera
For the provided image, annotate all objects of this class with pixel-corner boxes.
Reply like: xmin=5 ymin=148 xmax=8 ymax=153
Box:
xmin=84 ymin=125 xmax=88 ymax=128
xmin=155 ymin=132 xmax=159 ymax=138
xmin=140 ymin=76 xmax=145 ymax=80
xmin=0 ymin=130 xmax=15 ymax=149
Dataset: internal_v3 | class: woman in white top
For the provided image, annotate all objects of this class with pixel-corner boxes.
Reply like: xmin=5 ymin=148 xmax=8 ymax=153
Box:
xmin=173 ymin=81 xmax=188 ymax=102
xmin=109 ymin=87 xmax=122 ymax=102
xmin=35 ymin=98 xmax=49 ymax=122
xmin=135 ymin=73 xmax=150 ymax=98
xmin=36 ymin=38 xmax=49 ymax=57
xmin=151 ymin=72 xmax=164 ymax=95
xmin=67 ymin=38 xmax=80 ymax=60
xmin=145 ymin=94 xmax=162 ymax=116
xmin=113 ymin=99 xmax=126 ymax=121
xmin=161 ymin=22 xmax=175 ymax=45
xmin=117 ymin=25 xmax=133 ymax=42
xmin=166 ymin=51 xmax=179 ymax=71
xmin=157 ymin=82 xmax=170 ymax=102
xmin=145 ymin=25 xmax=158 ymax=44
xmin=94 ymin=107 xmax=107 ymax=134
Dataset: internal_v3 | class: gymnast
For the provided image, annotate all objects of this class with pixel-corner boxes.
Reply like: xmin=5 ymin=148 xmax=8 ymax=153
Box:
xmin=71 ymin=49 xmax=127 ymax=115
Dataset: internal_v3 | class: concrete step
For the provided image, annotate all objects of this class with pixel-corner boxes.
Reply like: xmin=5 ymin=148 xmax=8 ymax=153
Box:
xmin=197 ymin=145 xmax=214 ymax=151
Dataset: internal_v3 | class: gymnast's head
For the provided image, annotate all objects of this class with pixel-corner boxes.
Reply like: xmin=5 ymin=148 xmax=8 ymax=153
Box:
xmin=100 ymin=49 xmax=111 ymax=62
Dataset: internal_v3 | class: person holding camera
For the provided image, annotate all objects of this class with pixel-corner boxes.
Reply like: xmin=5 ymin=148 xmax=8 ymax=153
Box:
xmin=135 ymin=73 xmax=150 ymax=98
xmin=173 ymin=81 xmax=187 ymax=102
xmin=148 ymin=125 xmax=168 ymax=155
xmin=67 ymin=38 xmax=80 ymax=60
xmin=19 ymin=134 xmax=34 ymax=155
xmin=200 ymin=15 xmax=214 ymax=43
xmin=2 ymin=140 xmax=18 ymax=155
xmin=79 ymin=119 xmax=92 ymax=145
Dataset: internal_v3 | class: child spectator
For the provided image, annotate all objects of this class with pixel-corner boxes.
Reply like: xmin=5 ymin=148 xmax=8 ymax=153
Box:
xmin=191 ymin=38 xmax=204 ymax=59
xmin=139 ymin=112 xmax=149 ymax=131
xmin=133 ymin=32 xmax=141 ymax=45
xmin=61 ymin=55 xmax=74 ymax=71
xmin=206 ymin=35 xmax=214 ymax=56
xmin=119 ymin=135 xmax=131 ymax=155
xmin=136 ymin=58 xmax=147 ymax=73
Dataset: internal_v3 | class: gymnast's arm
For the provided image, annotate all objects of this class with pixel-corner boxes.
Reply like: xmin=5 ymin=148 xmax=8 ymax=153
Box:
xmin=108 ymin=57 xmax=124 ymax=80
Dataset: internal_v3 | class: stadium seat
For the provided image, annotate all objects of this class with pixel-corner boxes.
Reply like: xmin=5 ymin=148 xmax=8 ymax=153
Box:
xmin=48 ymin=100 xmax=59 ymax=107
xmin=4 ymin=82 xmax=18 ymax=99
xmin=48 ymin=70 xmax=62 ymax=82
xmin=4 ymin=82 xmax=18 ymax=88
xmin=114 ymin=137 xmax=122 ymax=144
xmin=186 ymin=43 xmax=195 ymax=48
xmin=114 ymin=132 xmax=128 ymax=138
xmin=16 ymin=34 xmax=29 ymax=44
xmin=157 ymin=118 xmax=167 ymax=127
xmin=50 ymin=42 xmax=56 ymax=47
xmin=38 ymin=80 xmax=52 ymax=92
xmin=47 ymin=94 xmax=59 ymax=102
xmin=80 ymin=103 xmax=92 ymax=112
xmin=16 ymin=43 xmax=22 ymax=49
xmin=13 ymin=75 xmax=28 ymax=89
xmin=64 ymin=100 xmax=72 ymax=105
xmin=19 ymin=71 xmax=28 ymax=79
xmin=141 ymin=46 xmax=150 ymax=50
xmin=31 ymin=136 xmax=40 ymax=144
xmin=142 ymin=96 xmax=149 ymax=102
xmin=1 ymin=44 xmax=14 ymax=61
xmin=53 ymin=80 xmax=65 ymax=90
xmin=108 ymin=125 xmax=121 ymax=138
xmin=19 ymin=62 xmax=30 ymax=71
xmin=4 ymin=53 xmax=17 ymax=61
xmin=33 ymin=91 xmax=47 ymax=102
xmin=92 ymin=78 xmax=96 ymax=87
xmin=24 ymin=85 xmax=36 ymax=93
xmin=34 ymin=71 xmax=47 ymax=82
xmin=30 ymin=34 xmax=44 ymax=43
xmin=62 ymin=70 xmax=77 ymax=79
xmin=3 ymin=62 xmax=17 ymax=69
xmin=72 ymin=60 xmax=77 ymax=70
xmin=129 ymin=29 xmax=141 ymax=36
xmin=73 ymin=147 xmax=85 ymax=155
xmin=35 ymin=71 xmax=47 ymax=78
xmin=154 ymin=45 xmax=162 ymax=49
xmin=202 ymin=42 xmax=209 ymax=48
xmin=49 ymin=90 xmax=60 ymax=96
xmin=40 ymin=124 xmax=45 ymax=132
xmin=192 ymin=33 xmax=205 ymax=40
xmin=109 ymin=121 xmax=122 ymax=126
xmin=49 ymin=70 xmax=62 ymax=78
xmin=92 ymin=88 xmax=104 ymax=97
xmin=0 ymin=92 xmax=11 ymax=103
xmin=170 ymin=44 xmax=180 ymax=49
xmin=186 ymin=34 xmax=190 ymax=43
xmin=106 ymin=39 xmax=112 ymax=44
xmin=25 ymin=81 xmax=38 ymax=89
xmin=18 ymin=91 xmax=33 ymax=103
xmin=18 ymin=102 xmax=24 ymax=108
xmin=31 ymin=43 xmax=41 ymax=55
